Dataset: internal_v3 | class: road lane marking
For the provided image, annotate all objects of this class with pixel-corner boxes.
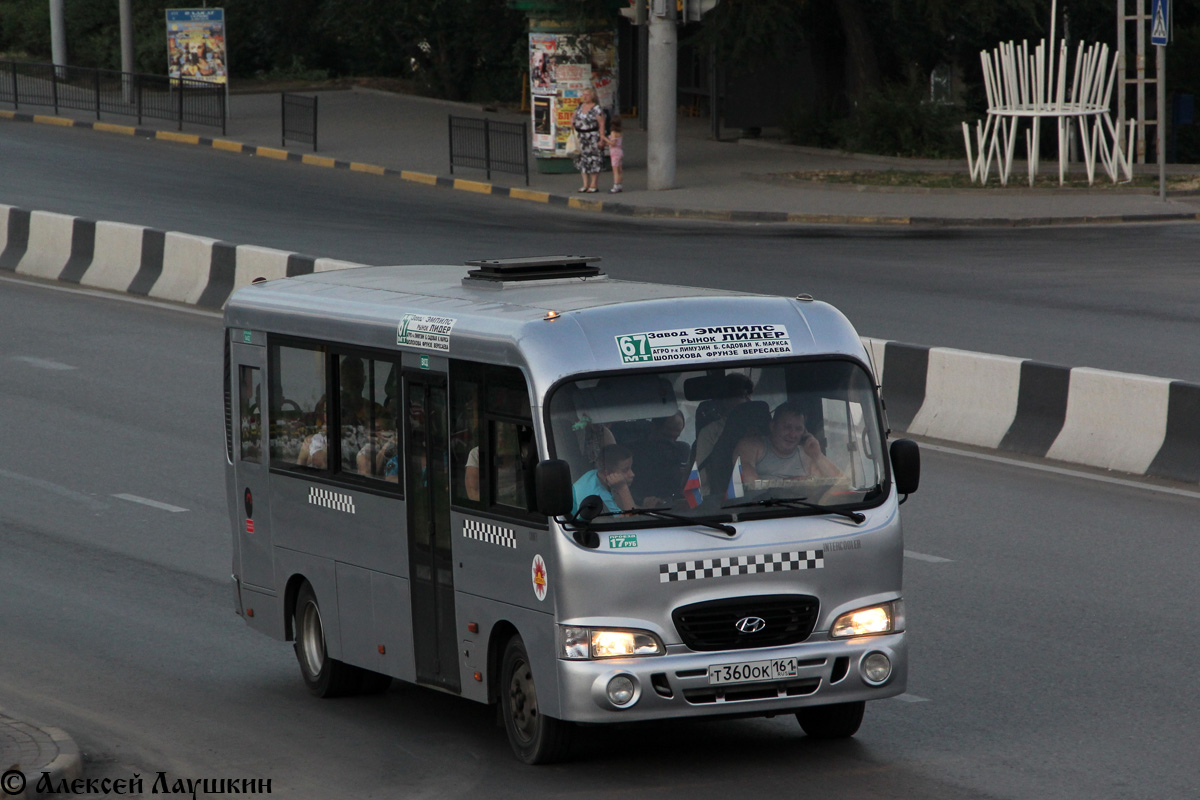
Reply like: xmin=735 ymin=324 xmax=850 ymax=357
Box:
xmin=0 ymin=275 xmax=221 ymax=318
xmin=113 ymin=494 xmax=189 ymax=513
xmin=13 ymin=356 xmax=76 ymax=370
xmin=904 ymin=550 xmax=953 ymax=563
xmin=920 ymin=442 xmax=1200 ymax=501
xmin=0 ymin=468 xmax=108 ymax=511
xmin=892 ymin=693 xmax=930 ymax=703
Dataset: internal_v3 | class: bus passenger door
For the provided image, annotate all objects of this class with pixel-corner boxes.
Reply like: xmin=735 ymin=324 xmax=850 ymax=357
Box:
xmin=405 ymin=371 xmax=460 ymax=693
xmin=231 ymin=337 xmax=274 ymax=592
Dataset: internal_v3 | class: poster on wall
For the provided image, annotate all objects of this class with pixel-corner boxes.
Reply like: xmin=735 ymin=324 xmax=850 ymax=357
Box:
xmin=532 ymin=95 xmax=555 ymax=150
xmin=530 ymin=34 xmax=557 ymax=95
xmin=529 ymin=30 xmax=617 ymax=157
xmin=167 ymin=8 xmax=227 ymax=84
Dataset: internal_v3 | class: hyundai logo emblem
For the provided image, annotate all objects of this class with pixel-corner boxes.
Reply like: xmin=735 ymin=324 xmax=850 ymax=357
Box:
xmin=735 ymin=616 xmax=766 ymax=634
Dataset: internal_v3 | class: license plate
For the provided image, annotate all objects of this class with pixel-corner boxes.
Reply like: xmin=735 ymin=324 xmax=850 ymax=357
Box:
xmin=708 ymin=657 xmax=800 ymax=685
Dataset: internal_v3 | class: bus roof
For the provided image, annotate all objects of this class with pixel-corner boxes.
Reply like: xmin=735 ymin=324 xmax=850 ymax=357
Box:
xmin=223 ymin=264 xmax=869 ymax=394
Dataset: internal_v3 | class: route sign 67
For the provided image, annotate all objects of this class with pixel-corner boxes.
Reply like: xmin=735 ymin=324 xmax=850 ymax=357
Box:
xmin=616 ymin=333 xmax=654 ymax=363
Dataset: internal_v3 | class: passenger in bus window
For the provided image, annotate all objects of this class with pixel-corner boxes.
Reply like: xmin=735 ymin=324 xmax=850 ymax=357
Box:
xmin=628 ymin=411 xmax=689 ymax=506
xmin=356 ymin=427 xmax=399 ymax=481
xmin=339 ymin=357 xmax=383 ymax=473
xmin=571 ymin=444 xmax=636 ymax=515
xmin=732 ymin=402 xmax=841 ymax=489
xmin=297 ymin=398 xmax=328 ymax=469
xmin=575 ymin=414 xmax=616 ymax=469
xmin=464 ymin=446 xmax=481 ymax=501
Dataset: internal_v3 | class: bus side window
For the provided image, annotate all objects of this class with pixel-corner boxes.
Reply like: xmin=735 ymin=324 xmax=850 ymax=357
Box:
xmin=339 ymin=356 xmax=401 ymax=483
xmin=239 ymin=365 xmax=262 ymax=463
xmin=451 ymin=378 xmax=482 ymax=505
xmin=269 ymin=343 xmax=328 ymax=470
xmin=449 ymin=361 xmax=537 ymax=519
xmin=492 ymin=421 xmax=534 ymax=510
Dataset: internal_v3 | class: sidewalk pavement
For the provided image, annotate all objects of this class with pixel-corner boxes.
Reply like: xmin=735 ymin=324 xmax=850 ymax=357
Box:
xmin=0 ymin=711 xmax=82 ymax=799
xmin=3 ymin=86 xmax=1200 ymax=226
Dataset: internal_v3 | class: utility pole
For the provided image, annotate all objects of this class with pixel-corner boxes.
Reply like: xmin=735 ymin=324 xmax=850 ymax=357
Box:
xmin=646 ymin=0 xmax=677 ymax=190
xmin=119 ymin=0 xmax=134 ymax=75
xmin=120 ymin=0 xmax=135 ymax=103
xmin=49 ymin=0 xmax=67 ymax=70
xmin=1157 ymin=44 xmax=1166 ymax=200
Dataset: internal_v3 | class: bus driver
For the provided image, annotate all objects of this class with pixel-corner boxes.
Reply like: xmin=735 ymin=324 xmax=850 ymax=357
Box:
xmin=732 ymin=402 xmax=841 ymax=489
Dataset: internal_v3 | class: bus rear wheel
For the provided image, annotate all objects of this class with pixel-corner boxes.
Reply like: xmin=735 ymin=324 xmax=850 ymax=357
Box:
xmin=500 ymin=636 xmax=572 ymax=764
xmin=796 ymin=701 xmax=866 ymax=739
xmin=293 ymin=582 xmax=361 ymax=698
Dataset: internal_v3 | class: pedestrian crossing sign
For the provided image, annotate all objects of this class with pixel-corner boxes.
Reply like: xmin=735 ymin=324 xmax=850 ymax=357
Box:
xmin=1151 ymin=0 xmax=1169 ymax=46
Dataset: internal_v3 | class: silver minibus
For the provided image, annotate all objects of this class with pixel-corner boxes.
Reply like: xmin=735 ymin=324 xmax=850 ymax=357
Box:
xmin=223 ymin=256 xmax=920 ymax=763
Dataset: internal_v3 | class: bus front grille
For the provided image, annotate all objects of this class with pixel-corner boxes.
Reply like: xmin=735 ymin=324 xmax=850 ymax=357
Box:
xmin=683 ymin=678 xmax=821 ymax=704
xmin=672 ymin=594 xmax=819 ymax=652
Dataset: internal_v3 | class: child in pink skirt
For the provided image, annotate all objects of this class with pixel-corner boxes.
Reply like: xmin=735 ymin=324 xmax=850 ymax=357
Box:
xmin=605 ymin=117 xmax=624 ymax=193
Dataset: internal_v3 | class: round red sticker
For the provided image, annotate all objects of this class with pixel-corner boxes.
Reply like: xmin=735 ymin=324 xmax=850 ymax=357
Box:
xmin=531 ymin=554 xmax=547 ymax=602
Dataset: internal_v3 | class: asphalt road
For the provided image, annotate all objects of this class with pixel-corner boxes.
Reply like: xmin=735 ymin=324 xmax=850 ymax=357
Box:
xmin=3 ymin=121 xmax=1200 ymax=798
xmin=3 ymin=121 xmax=1200 ymax=382
xmin=2 ymin=272 xmax=1199 ymax=799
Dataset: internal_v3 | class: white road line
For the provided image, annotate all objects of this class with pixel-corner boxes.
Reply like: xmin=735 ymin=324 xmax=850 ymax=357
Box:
xmin=892 ymin=693 xmax=930 ymax=703
xmin=0 ymin=275 xmax=222 ymax=318
xmin=112 ymin=494 xmax=189 ymax=513
xmin=904 ymin=550 xmax=953 ymax=563
xmin=0 ymin=468 xmax=108 ymax=511
xmin=13 ymin=356 xmax=76 ymax=370
xmin=919 ymin=442 xmax=1200 ymax=501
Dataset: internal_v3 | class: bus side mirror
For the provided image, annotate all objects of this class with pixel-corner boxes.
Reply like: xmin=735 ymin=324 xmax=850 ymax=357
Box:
xmin=535 ymin=459 xmax=574 ymax=517
xmin=890 ymin=439 xmax=920 ymax=497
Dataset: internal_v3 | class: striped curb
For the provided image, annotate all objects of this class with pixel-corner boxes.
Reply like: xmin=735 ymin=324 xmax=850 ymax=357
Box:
xmin=865 ymin=338 xmax=1200 ymax=483
xmin=4 ymin=108 xmax=1199 ymax=228
xmin=4 ymin=201 xmax=1197 ymax=483
xmin=0 ymin=203 xmax=347 ymax=308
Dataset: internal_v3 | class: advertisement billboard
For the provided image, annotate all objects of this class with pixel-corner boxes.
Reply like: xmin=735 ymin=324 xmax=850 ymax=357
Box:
xmin=167 ymin=8 xmax=227 ymax=84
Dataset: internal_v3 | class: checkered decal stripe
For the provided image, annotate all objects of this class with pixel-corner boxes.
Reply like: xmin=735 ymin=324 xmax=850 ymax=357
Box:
xmin=308 ymin=486 xmax=356 ymax=515
xmin=659 ymin=550 xmax=824 ymax=583
xmin=462 ymin=519 xmax=517 ymax=549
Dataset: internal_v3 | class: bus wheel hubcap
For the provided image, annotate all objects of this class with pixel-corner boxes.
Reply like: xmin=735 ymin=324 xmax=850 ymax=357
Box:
xmin=509 ymin=660 xmax=538 ymax=741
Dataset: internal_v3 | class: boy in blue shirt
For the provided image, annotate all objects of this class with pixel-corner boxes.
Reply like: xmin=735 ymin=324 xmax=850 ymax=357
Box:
xmin=572 ymin=444 xmax=635 ymax=515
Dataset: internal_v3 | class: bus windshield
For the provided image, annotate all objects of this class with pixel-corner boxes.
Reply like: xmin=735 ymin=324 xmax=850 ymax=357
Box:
xmin=546 ymin=359 xmax=888 ymax=525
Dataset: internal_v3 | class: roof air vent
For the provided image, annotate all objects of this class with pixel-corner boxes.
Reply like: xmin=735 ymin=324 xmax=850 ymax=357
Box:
xmin=463 ymin=255 xmax=605 ymax=285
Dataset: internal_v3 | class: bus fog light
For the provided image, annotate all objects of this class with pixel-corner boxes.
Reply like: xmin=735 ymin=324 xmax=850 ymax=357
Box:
xmin=606 ymin=675 xmax=638 ymax=707
xmin=862 ymin=652 xmax=892 ymax=685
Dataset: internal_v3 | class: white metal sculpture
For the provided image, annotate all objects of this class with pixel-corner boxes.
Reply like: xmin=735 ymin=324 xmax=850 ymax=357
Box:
xmin=963 ymin=0 xmax=1134 ymax=186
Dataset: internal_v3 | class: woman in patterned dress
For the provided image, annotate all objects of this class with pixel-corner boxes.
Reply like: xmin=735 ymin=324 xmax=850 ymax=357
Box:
xmin=572 ymin=88 xmax=606 ymax=193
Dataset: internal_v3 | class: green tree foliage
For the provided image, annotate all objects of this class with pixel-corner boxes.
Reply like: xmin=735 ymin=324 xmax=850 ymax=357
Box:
xmin=0 ymin=0 xmax=526 ymax=102
xmin=695 ymin=0 xmax=806 ymax=76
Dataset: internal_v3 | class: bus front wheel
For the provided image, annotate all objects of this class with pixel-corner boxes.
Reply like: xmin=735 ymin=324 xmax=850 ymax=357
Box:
xmin=795 ymin=701 xmax=866 ymax=739
xmin=500 ymin=636 xmax=572 ymax=764
xmin=293 ymin=582 xmax=361 ymax=698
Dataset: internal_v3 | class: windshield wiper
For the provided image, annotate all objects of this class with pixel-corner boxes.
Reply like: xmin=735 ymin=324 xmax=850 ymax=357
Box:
xmin=601 ymin=505 xmax=736 ymax=536
xmin=723 ymin=495 xmax=865 ymax=525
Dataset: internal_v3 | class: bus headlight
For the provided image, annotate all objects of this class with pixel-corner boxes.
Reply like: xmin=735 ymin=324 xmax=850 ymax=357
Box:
xmin=560 ymin=626 xmax=665 ymax=659
xmin=830 ymin=601 xmax=903 ymax=639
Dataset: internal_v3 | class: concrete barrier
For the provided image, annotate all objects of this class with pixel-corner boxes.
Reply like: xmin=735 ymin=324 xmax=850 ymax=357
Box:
xmin=3 ymin=201 xmax=1198 ymax=484
xmin=150 ymin=232 xmax=223 ymax=306
xmin=83 ymin=220 xmax=148 ymax=292
xmin=1047 ymin=368 xmax=1171 ymax=474
xmin=908 ymin=348 xmax=1022 ymax=449
xmin=19 ymin=210 xmax=79 ymax=279
xmin=234 ymin=245 xmax=291 ymax=291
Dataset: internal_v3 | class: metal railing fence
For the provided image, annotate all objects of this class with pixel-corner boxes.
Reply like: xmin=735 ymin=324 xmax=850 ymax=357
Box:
xmin=0 ymin=60 xmax=226 ymax=134
xmin=282 ymin=93 xmax=318 ymax=151
xmin=448 ymin=115 xmax=529 ymax=184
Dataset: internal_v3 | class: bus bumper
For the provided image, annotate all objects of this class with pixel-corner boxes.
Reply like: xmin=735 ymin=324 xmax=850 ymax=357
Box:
xmin=555 ymin=632 xmax=907 ymax=723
